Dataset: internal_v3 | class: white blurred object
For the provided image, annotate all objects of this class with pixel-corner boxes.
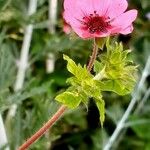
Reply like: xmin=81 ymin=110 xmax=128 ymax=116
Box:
xmin=7 ymin=0 xmax=37 ymax=119
xmin=48 ymin=0 xmax=58 ymax=33
xmin=46 ymin=0 xmax=58 ymax=74
xmin=0 ymin=115 xmax=9 ymax=150
xmin=146 ymin=12 xmax=150 ymax=20
xmin=14 ymin=0 xmax=37 ymax=91
xmin=46 ymin=53 xmax=55 ymax=73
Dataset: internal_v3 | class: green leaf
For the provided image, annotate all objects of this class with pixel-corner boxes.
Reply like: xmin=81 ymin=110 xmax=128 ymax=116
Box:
xmin=0 ymin=8 xmax=22 ymax=22
xmin=95 ymin=98 xmax=105 ymax=127
xmin=97 ymin=80 xmax=132 ymax=95
xmin=0 ymin=0 xmax=10 ymax=10
xmin=0 ymin=44 xmax=15 ymax=90
xmin=66 ymin=77 xmax=80 ymax=86
xmin=61 ymin=48 xmax=136 ymax=126
xmin=63 ymin=55 xmax=78 ymax=75
xmin=63 ymin=55 xmax=92 ymax=80
xmin=94 ymin=60 xmax=103 ymax=74
xmin=79 ymin=91 xmax=89 ymax=109
xmin=55 ymin=91 xmax=81 ymax=109
xmin=95 ymin=41 xmax=137 ymax=95
xmin=131 ymin=116 xmax=150 ymax=140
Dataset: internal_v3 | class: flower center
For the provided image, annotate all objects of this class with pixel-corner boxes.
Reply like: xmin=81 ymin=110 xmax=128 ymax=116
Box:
xmin=82 ymin=11 xmax=110 ymax=34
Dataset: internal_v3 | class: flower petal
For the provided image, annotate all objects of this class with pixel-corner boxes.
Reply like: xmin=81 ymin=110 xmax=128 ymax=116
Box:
xmin=94 ymin=0 xmax=111 ymax=16
xmin=71 ymin=24 xmax=111 ymax=39
xmin=69 ymin=0 xmax=111 ymax=16
xmin=64 ymin=0 xmax=76 ymax=12
xmin=75 ymin=0 xmax=94 ymax=14
xmin=120 ymin=25 xmax=134 ymax=34
xmin=64 ymin=0 xmax=83 ymax=22
xmin=64 ymin=0 xmax=94 ymax=18
xmin=64 ymin=0 xmax=112 ymax=16
xmin=107 ymin=0 xmax=128 ymax=18
xmin=71 ymin=25 xmax=92 ymax=39
xmin=111 ymin=10 xmax=137 ymax=29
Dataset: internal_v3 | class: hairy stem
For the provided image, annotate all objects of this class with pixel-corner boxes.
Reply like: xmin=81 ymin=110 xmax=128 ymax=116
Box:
xmin=18 ymin=39 xmax=98 ymax=150
xmin=18 ymin=105 xmax=67 ymax=150
xmin=87 ymin=38 xmax=99 ymax=71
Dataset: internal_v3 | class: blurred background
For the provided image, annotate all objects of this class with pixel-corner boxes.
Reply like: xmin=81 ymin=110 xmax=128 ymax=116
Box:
xmin=0 ymin=0 xmax=150 ymax=150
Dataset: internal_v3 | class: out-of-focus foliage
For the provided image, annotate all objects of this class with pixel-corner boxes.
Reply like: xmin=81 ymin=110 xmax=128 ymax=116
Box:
xmin=0 ymin=0 xmax=150 ymax=150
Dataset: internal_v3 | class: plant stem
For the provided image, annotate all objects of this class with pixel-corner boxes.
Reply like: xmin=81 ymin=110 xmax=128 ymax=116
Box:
xmin=18 ymin=39 xmax=98 ymax=150
xmin=18 ymin=105 xmax=67 ymax=150
xmin=87 ymin=38 xmax=99 ymax=71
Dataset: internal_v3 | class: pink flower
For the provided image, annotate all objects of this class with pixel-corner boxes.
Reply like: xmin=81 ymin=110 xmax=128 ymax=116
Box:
xmin=63 ymin=0 xmax=137 ymax=39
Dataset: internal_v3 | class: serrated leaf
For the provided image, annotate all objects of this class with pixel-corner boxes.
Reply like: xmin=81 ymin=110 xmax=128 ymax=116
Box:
xmin=122 ymin=49 xmax=131 ymax=60
xmin=55 ymin=91 xmax=81 ymax=109
xmin=97 ymin=79 xmax=133 ymax=95
xmin=63 ymin=55 xmax=78 ymax=75
xmin=79 ymin=91 xmax=89 ymax=109
xmin=95 ymin=98 xmax=105 ymax=127
xmin=96 ymin=41 xmax=137 ymax=95
xmin=94 ymin=60 xmax=104 ymax=74
xmin=64 ymin=55 xmax=93 ymax=81
xmin=66 ymin=77 xmax=80 ymax=86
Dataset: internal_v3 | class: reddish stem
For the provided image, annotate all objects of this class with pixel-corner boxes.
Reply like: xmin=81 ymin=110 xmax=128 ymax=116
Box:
xmin=87 ymin=38 xmax=98 ymax=71
xmin=18 ymin=39 xmax=98 ymax=150
xmin=18 ymin=105 xmax=67 ymax=150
